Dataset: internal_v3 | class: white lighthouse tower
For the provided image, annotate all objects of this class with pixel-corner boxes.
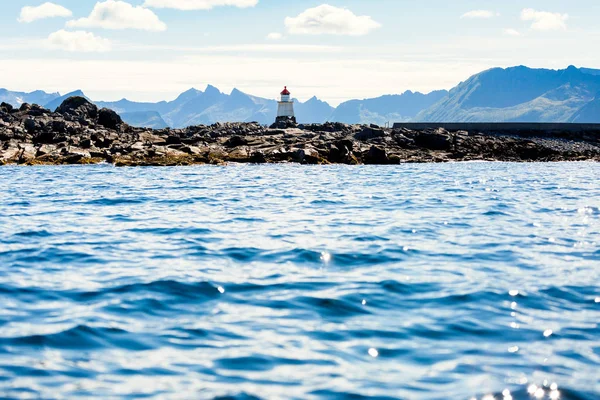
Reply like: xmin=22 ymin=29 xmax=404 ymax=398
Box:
xmin=276 ymin=86 xmax=296 ymax=124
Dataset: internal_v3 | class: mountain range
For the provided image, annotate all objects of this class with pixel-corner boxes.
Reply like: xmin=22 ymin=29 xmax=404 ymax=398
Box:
xmin=417 ymin=65 xmax=600 ymax=123
xmin=1 ymin=65 xmax=599 ymax=128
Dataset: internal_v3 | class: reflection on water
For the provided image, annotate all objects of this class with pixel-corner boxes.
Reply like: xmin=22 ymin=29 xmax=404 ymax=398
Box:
xmin=0 ymin=163 xmax=598 ymax=399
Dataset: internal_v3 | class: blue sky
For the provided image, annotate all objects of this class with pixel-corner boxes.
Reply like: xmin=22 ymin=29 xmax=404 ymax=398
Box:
xmin=1 ymin=0 xmax=598 ymax=105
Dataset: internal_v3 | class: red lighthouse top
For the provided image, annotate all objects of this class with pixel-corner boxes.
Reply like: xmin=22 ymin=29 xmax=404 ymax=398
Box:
xmin=280 ymin=86 xmax=290 ymax=95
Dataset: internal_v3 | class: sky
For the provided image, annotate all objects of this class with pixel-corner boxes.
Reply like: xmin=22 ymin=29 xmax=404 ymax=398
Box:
xmin=2 ymin=0 xmax=600 ymax=105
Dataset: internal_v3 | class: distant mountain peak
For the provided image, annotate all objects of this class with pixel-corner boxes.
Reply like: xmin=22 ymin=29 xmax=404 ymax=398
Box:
xmin=182 ymin=87 xmax=201 ymax=95
xmin=58 ymin=90 xmax=86 ymax=99
xmin=416 ymin=64 xmax=600 ymax=122
xmin=205 ymin=84 xmax=221 ymax=94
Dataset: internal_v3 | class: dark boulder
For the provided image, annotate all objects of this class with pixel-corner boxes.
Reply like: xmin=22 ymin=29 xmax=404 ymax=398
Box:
xmin=393 ymin=133 xmax=415 ymax=148
xmin=336 ymin=139 xmax=354 ymax=152
xmin=364 ymin=145 xmax=389 ymax=164
xmin=33 ymin=131 xmax=55 ymax=144
xmin=249 ymin=151 xmax=267 ymax=163
xmin=24 ymin=118 xmax=38 ymax=133
xmin=327 ymin=139 xmax=354 ymax=163
xmin=225 ymin=135 xmax=248 ymax=148
xmin=27 ymin=104 xmax=49 ymax=117
xmin=56 ymin=96 xmax=98 ymax=119
xmin=414 ymin=129 xmax=451 ymax=150
xmin=294 ymin=148 xmax=320 ymax=164
xmin=97 ymin=108 xmax=123 ymax=129
xmin=80 ymin=138 xmax=93 ymax=149
xmin=51 ymin=120 xmax=66 ymax=133
xmin=270 ymin=116 xmax=297 ymax=129
xmin=166 ymin=135 xmax=182 ymax=145
xmin=355 ymin=126 xmax=386 ymax=141
xmin=0 ymin=102 xmax=13 ymax=113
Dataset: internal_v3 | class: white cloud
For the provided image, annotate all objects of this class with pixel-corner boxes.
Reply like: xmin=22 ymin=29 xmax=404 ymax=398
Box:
xmin=45 ymin=30 xmax=112 ymax=52
xmin=266 ymin=32 xmax=283 ymax=40
xmin=503 ymin=29 xmax=521 ymax=37
xmin=18 ymin=2 xmax=72 ymax=23
xmin=521 ymin=9 xmax=568 ymax=31
xmin=143 ymin=0 xmax=257 ymax=10
xmin=67 ymin=0 xmax=167 ymax=31
xmin=285 ymin=4 xmax=381 ymax=36
xmin=461 ymin=10 xmax=497 ymax=19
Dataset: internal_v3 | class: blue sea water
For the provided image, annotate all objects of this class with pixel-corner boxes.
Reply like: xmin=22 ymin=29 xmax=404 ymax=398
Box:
xmin=0 ymin=162 xmax=598 ymax=400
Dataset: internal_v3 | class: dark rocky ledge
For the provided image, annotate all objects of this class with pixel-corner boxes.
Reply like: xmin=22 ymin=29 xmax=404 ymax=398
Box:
xmin=1 ymin=97 xmax=599 ymax=166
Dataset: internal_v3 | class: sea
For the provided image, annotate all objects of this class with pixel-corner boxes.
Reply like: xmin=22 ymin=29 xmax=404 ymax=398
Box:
xmin=0 ymin=162 xmax=598 ymax=400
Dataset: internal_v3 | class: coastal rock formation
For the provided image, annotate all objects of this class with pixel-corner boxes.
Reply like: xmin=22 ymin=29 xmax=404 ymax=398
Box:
xmin=1 ymin=97 xmax=599 ymax=166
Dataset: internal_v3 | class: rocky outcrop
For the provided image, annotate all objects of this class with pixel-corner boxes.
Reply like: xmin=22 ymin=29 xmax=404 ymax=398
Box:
xmin=0 ymin=96 xmax=599 ymax=166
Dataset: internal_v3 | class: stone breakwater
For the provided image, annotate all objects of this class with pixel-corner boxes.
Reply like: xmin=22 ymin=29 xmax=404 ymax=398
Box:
xmin=1 ymin=97 xmax=599 ymax=166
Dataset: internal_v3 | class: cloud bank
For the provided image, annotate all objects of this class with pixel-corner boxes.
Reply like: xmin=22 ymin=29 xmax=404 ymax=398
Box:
xmin=67 ymin=0 xmax=167 ymax=31
xmin=18 ymin=2 xmax=72 ymax=23
xmin=143 ymin=0 xmax=258 ymax=10
xmin=521 ymin=9 xmax=568 ymax=31
xmin=285 ymin=4 xmax=381 ymax=36
xmin=46 ymin=30 xmax=112 ymax=52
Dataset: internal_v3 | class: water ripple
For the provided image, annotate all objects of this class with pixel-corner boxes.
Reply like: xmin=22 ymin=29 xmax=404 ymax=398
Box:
xmin=0 ymin=163 xmax=598 ymax=399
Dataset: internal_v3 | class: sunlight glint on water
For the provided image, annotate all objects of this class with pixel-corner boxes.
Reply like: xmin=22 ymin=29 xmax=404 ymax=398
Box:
xmin=0 ymin=162 xmax=598 ymax=399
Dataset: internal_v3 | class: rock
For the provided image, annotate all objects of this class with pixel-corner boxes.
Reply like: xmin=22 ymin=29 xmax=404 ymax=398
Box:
xmin=225 ymin=135 xmax=248 ymax=148
xmin=270 ymin=116 xmax=297 ymax=129
xmin=51 ymin=120 xmax=67 ymax=133
xmin=97 ymin=108 xmax=123 ymax=129
xmin=36 ymin=144 xmax=57 ymax=157
xmin=32 ymin=130 xmax=55 ymax=144
xmin=294 ymin=147 xmax=321 ymax=164
xmin=0 ymin=102 xmax=13 ymax=113
xmin=95 ymin=137 xmax=113 ymax=148
xmin=180 ymin=145 xmax=203 ymax=156
xmin=228 ymin=148 xmax=249 ymax=161
xmin=53 ymin=135 xmax=68 ymax=144
xmin=139 ymin=132 xmax=167 ymax=145
xmin=129 ymin=142 xmax=145 ymax=152
xmin=166 ymin=135 xmax=182 ymax=145
xmin=364 ymin=145 xmax=389 ymax=164
xmin=55 ymin=96 xmax=98 ymax=119
xmin=336 ymin=139 xmax=354 ymax=152
xmin=80 ymin=138 xmax=93 ymax=148
xmin=414 ymin=129 xmax=451 ymax=150
xmin=355 ymin=126 xmax=387 ymax=141
xmin=62 ymin=148 xmax=91 ymax=163
xmin=27 ymin=104 xmax=49 ymax=117
xmin=24 ymin=118 xmax=38 ymax=133
xmin=18 ymin=144 xmax=37 ymax=162
xmin=393 ymin=133 xmax=415 ymax=148
xmin=388 ymin=154 xmax=402 ymax=164
xmin=327 ymin=140 xmax=354 ymax=163
xmin=0 ymin=106 xmax=598 ymax=166
xmin=1 ymin=146 xmax=20 ymax=162
xmin=250 ymin=151 xmax=267 ymax=163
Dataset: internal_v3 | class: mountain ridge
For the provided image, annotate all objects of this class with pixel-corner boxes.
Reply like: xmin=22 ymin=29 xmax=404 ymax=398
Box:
xmin=2 ymin=65 xmax=600 ymax=127
xmin=415 ymin=65 xmax=600 ymax=122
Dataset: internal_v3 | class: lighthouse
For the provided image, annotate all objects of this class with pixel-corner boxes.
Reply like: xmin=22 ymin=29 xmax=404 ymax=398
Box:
xmin=275 ymin=86 xmax=296 ymax=125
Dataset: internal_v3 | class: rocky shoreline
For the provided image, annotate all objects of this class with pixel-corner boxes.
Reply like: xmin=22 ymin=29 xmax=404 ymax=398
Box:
xmin=1 ymin=97 xmax=599 ymax=166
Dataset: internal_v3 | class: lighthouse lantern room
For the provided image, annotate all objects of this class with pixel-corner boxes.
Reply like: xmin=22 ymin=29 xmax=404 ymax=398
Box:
xmin=276 ymin=86 xmax=296 ymax=124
